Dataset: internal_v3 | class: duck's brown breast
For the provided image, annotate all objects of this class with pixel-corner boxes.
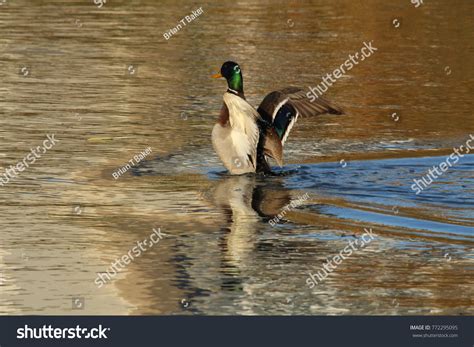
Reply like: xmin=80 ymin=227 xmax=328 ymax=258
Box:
xmin=218 ymin=102 xmax=229 ymax=126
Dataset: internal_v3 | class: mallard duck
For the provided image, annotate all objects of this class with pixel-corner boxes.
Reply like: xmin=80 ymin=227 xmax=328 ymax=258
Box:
xmin=212 ymin=61 xmax=343 ymax=175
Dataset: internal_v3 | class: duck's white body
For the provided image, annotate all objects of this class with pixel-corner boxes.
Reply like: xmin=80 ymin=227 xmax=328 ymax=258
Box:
xmin=212 ymin=92 xmax=261 ymax=174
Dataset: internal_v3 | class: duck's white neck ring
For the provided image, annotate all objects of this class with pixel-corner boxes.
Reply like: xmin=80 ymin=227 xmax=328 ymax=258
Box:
xmin=227 ymin=88 xmax=239 ymax=95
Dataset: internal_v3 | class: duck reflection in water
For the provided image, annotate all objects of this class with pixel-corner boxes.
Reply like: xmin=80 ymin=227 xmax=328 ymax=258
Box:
xmin=208 ymin=174 xmax=292 ymax=287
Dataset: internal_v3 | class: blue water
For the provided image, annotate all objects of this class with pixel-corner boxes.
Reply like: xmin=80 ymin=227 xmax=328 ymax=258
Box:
xmin=284 ymin=155 xmax=474 ymax=210
xmin=279 ymin=155 xmax=474 ymax=233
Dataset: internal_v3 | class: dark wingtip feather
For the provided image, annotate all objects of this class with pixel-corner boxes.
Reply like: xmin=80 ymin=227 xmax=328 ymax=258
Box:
xmin=328 ymin=105 xmax=344 ymax=115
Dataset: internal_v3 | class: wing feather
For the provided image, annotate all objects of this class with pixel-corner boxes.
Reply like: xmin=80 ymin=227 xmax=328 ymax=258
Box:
xmin=223 ymin=92 xmax=261 ymax=170
xmin=257 ymin=87 xmax=343 ymax=145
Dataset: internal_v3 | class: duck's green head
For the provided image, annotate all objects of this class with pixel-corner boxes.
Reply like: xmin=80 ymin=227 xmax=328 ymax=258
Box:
xmin=212 ymin=61 xmax=243 ymax=93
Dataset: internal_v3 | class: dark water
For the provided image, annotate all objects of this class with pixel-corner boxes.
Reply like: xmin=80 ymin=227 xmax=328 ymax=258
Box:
xmin=0 ymin=0 xmax=473 ymax=314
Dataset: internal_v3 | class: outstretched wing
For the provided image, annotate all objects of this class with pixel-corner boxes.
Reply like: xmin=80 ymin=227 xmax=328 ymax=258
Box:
xmin=220 ymin=92 xmax=261 ymax=172
xmin=257 ymin=87 xmax=343 ymax=145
